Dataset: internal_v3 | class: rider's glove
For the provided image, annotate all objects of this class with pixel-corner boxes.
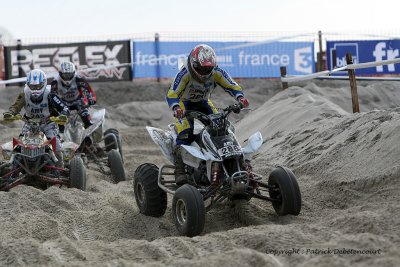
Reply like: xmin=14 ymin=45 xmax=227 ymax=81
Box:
xmin=3 ymin=111 xmax=17 ymax=120
xmin=238 ymin=97 xmax=249 ymax=108
xmin=58 ymin=114 xmax=68 ymax=122
xmin=173 ymin=106 xmax=184 ymax=119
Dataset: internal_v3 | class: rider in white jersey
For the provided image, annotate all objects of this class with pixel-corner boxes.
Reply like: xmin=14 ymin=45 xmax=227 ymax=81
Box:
xmin=3 ymin=69 xmax=70 ymax=170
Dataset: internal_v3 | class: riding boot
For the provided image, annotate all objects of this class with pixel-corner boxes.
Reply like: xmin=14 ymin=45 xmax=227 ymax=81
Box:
xmin=174 ymin=146 xmax=187 ymax=185
xmin=55 ymin=151 xmax=64 ymax=168
xmin=52 ymin=151 xmax=64 ymax=177
xmin=80 ymin=109 xmax=93 ymax=129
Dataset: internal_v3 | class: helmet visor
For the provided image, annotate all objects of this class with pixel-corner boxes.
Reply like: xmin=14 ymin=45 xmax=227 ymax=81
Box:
xmin=60 ymin=72 xmax=75 ymax=81
xmin=194 ymin=65 xmax=214 ymax=76
xmin=28 ymin=83 xmax=45 ymax=91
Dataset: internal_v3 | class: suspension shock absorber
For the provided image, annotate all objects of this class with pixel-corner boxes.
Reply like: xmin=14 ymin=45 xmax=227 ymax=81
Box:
xmin=210 ymin=162 xmax=221 ymax=195
xmin=241 ymin=159 xmax=256 ymax=188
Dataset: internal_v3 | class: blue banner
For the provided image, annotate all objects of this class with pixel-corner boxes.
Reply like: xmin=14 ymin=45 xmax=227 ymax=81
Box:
xmin=327 ymin=40 xmax=400 ymax=75
xmin=132 ymin=41 xmax=315 ymax=78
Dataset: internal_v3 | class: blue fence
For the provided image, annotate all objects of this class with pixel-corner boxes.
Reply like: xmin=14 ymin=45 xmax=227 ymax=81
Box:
xmin=132 ymin=41 xmax=315 ymax=78
xmin=327 ymin=40 xmax=400 ymax=75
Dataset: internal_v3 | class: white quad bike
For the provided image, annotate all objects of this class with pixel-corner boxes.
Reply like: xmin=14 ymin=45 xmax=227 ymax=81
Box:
xmin=63 ymin=108 xmax=126 ymax=183
xmin=134 ymin=104 xmax=302 ymax=237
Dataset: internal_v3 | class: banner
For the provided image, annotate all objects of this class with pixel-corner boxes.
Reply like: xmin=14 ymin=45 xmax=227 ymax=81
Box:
xmin=4 ymin=40 xmax=131 ymax=82
xmin=327 ymin=40 xmax=400 ymax=75
xmin=132 ymin=41 xmax=315 ymax=78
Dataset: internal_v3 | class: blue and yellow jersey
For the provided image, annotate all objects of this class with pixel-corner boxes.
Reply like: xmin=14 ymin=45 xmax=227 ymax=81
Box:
xmin=166 ymin=64 xmax=244 ymax=110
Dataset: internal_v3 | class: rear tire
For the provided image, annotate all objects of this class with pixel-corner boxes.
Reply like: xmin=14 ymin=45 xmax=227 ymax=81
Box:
xmin=104 ymin=128 xmax=123 ymax=161
xmin=172 ymin=184 xmax=205 ymax=237
xmin=70 ymin=156 xmax=86 ymax=191
xmin=268 ymin=166 xmax=301 ymax=216
xmin=134 ymin=163 xmax=167 ymax=217
xmin=107 ymin=149 xmax=126 ymax=183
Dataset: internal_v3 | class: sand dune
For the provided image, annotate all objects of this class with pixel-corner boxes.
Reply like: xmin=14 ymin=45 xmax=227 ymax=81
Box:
xmin=0 ymin=79 xmax=399 ymax=266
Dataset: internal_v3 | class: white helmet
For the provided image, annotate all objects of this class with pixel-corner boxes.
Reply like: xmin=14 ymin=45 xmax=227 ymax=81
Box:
xmin=59 ymin=61 xmax=76 ymax=86
xmin=188 ymin=44 xmax=217 ymax=82
xmin=26 ymin=69 xmax=47 ymax=103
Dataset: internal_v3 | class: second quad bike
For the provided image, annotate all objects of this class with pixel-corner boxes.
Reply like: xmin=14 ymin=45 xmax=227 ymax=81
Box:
xmin=133 ymin=104 xmax=302 ymax=237
xmin=63 ymin=108 xmax=126 ymax=183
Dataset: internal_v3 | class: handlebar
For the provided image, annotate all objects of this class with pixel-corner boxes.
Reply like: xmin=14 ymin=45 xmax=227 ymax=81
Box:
xmin=1 ymin=114 xmax=68 ymax=125
xmin=185 ymin=103 xmax=242 ymax=118
xmin=179 ymin=104 xmax=243 ymax=134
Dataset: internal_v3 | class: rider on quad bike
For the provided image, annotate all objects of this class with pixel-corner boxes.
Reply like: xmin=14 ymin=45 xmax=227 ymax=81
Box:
xmin=3 ymin=69 xmax=70 ymax=172
xmin=166 ymin=44 xmax=250 ymax=185
xmin=51 ymin=61 xmax=97 ymax=131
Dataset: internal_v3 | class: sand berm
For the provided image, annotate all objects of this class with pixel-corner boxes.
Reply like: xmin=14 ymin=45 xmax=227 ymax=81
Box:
xmin=0 ymin=79 xmax=399 ymax=266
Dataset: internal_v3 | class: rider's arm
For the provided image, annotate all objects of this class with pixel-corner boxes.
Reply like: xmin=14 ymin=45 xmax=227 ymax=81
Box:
xmin=48 ymin=93 xmax=70 ymax=116
xmin=9 ymin=92 xmax=25 ymax=114
xmin=213 ymin=66 xmax=244 ymax=100
xmin=166 ymin=67 xmax=190 ymax=110
xmin=76 ymin=76 xmax=96 ymax=105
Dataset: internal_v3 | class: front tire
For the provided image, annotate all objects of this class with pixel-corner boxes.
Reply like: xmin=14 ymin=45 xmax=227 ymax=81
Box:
xmin=268 ymin=166 xmax=301 ymax=216
xmin=107 ymin=149 xmax=126 ymax=183
xmin=70 ymin=156 xmax=86 ymax=191
xmin=172 ymin=184 xmax=205 ymax=237
xmin=133 ymin=163 xmax=167 ymax=217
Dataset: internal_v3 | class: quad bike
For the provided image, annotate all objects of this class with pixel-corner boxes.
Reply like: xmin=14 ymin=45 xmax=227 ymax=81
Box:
xmin=134 ymin=104 xmax=302 ymax=237
xmin=0 ymin=114 xmax=86 ymax=191
xmin=62 ymin=108 xmax=126 ymax=183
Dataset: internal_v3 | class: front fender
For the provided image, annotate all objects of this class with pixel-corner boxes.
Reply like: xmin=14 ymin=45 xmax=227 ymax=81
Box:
xmin=0 ymin=141 xmax=13 ymax=160
xmin=242 ymin=132 xmax=263 ymax=158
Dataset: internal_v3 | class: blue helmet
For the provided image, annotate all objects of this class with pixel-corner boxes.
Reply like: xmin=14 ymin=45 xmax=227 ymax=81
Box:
xmin=26 ymin=69 xmax=47 ymax=103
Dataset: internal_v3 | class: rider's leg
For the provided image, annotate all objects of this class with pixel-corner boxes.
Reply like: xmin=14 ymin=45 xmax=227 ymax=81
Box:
xmin=174 ymin=101 xmax=194 ymax=185
xmin=79 ymin=108 xmax=92 ymax=129
xmin=44 ymin=123 xmax=64 ymax=171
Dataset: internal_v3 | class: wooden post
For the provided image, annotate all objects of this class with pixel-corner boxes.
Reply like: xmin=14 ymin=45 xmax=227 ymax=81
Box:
xmin=0 ymin=44 xmax=4 ymax=81
xmin=332 ymin=49 xmax=337 ymax=68
xmin=317 ymin=30 xmax=323 ymax=71
xmin=16 ymin=39 xmax=24 ymax=87
xmin=154 ymin=33 xmax=160 ymax=83
xmin=280 ymin=66 xmax=288 ymax=89
xmin=346 ymin=53 xmax=360 ymax=113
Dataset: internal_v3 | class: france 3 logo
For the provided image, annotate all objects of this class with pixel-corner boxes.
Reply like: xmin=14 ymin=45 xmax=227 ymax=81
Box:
xmin=294 ymin=47 xmax=313 ymax=74
xmin=329 ymin=43 xmax=359 ymax=70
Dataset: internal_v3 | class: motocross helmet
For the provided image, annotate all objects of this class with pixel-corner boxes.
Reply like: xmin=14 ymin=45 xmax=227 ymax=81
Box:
xmin=59 ymin=61 xmax=76 ymax=86
xmin=188 ymin=44 xmax=216 ymax=82
xmin=26 ymin=69 xmax=47 ymax=104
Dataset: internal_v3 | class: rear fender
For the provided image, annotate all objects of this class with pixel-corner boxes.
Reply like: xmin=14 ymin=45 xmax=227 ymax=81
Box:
xmin=146 ymin=126 xmax=174 ymax=164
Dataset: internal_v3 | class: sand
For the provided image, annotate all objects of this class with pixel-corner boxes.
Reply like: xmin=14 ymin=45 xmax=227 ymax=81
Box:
xmin=0 ymin=78 xmax=399 ymax=266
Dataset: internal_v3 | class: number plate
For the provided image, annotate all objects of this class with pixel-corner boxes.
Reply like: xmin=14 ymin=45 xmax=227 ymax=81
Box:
xmin=218 ymin=145 xmax=241 ymax=157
